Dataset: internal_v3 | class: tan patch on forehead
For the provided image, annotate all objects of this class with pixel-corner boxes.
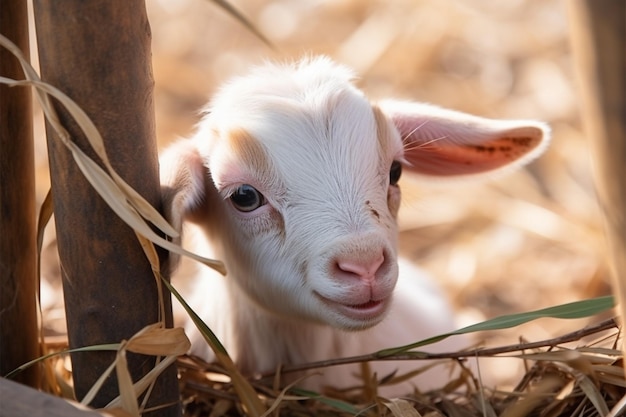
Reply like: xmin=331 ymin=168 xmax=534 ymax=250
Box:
xmin=225 ymin=128 xmax=286 ymax=241
xmin=372 ymin=105 xmax=393 ymax=156
xmin=227 ymin=128 xmax=273 ymax=178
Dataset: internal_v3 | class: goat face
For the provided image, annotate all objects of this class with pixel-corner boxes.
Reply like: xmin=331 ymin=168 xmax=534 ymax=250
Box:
xmin=195 ymin=62 xmax=404 ymax=331
xmin=162 ymin=56 xmax=549 ymax=333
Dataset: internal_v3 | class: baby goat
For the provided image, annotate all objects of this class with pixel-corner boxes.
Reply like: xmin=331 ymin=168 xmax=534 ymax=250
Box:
xmin=160 ymin=56 xmax=549 ymax=394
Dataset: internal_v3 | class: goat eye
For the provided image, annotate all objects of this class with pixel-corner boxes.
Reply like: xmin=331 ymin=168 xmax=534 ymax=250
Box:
xmin=389 ymin=161 xmax=402 ymax=186
xmin=230 ymin=185 xmax=265 ymax=212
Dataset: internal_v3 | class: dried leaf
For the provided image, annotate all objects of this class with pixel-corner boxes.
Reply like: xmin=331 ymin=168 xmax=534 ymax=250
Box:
xmin=383 ymin=398 xmax=422 ymax=417
xmin=106 ymin=355 xmax=179 ymax=410
xmin=0 ymin=35 xmax=230 ymax=277
xmin=81 ymin=360 xmax=118 ymax=407
xmin=500 ymin=375 xmax=564 ymax=417
xmin=115 ymin=346 xmax=140 ymax=417
xmin=126 ymin=325 xmax=191 ymax=357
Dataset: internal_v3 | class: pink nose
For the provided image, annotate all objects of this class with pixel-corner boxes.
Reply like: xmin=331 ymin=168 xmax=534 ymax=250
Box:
xmin=335 ymin=253 xmax=385 ymax=282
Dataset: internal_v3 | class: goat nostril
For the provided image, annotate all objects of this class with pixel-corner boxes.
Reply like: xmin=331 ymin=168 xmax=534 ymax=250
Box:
xmin=335 ymin=253 xmax=385 ymax=281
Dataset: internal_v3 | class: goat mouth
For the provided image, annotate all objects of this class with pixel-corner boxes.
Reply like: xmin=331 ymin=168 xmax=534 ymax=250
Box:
xmin=336 ymin=298 xmax=388 ymax=322
xmin=348 ymin=300 xmax=383 ymax=310
xmin=316 ymin=293 xmax=388 ymax=322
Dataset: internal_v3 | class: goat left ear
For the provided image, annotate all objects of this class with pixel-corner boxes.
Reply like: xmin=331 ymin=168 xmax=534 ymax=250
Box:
xmin=379 ymin=100 xmax=550 ymax=177
xmin=160 ymin=139 xmax=209 ymax=234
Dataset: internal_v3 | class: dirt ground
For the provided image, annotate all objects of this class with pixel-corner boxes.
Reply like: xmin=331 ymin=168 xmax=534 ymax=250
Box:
xmin=35 ymin=0 xmax=614 ymax=392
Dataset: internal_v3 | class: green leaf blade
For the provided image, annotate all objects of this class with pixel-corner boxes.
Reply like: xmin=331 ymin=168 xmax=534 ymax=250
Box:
xmin=377 ymin=296 xmax=615 ymax=357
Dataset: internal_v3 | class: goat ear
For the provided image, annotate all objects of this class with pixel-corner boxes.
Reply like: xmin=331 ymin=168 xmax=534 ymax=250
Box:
xmin=160 ymin=139 xmax=209 ymax=234
xmin=379 ymin=100 xmax=550 ymax=177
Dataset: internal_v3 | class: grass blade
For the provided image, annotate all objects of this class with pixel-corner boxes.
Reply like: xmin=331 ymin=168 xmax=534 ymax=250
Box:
xmin=377 ymin=296 xmax=615 ymax=357
xmin=288 ymin=388 xmax=361 ymax=414
xmin=161 ymin=278 xmax=267 ymax=416
xmin=208 ymin=0 xmax=274 ymax=49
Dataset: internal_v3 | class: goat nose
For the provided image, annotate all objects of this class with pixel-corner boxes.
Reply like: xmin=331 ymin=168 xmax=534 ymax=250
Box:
xmin=335 ymin=253 xmax=385 ymax=282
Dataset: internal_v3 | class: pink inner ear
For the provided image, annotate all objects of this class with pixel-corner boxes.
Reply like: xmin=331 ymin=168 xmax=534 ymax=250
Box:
xmin=404 ymin=134 xmax=544 ymax=176
xmin=381 ymin=100 xmax=549 ymax=177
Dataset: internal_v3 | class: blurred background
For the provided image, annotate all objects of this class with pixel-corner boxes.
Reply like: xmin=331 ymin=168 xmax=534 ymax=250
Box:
xmin=35 ymin=0 xmax=612 ymax=388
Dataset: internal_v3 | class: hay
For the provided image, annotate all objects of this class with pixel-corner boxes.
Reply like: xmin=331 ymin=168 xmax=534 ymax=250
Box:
xmin=176 ymin=318 xmax=624 ymax=416
xmin=39 ymin=318 xmax=622 ymax=416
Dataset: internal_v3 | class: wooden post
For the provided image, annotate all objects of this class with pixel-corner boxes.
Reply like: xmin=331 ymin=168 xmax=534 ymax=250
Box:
xmin=33 ymin=1 xmax=180 ymax=414
xmin=0 ymin=0 xmax=40 ymax=388
xmin=568 ymin=0 xmax=626 ymax=369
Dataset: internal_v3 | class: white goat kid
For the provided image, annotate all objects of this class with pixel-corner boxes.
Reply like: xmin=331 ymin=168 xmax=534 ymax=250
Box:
xmin=160 ymin=56 xmax=549 ymax=394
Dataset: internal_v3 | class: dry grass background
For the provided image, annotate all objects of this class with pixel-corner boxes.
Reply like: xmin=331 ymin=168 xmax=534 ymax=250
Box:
xmin=33 ymin=0 xmax=618 ymax=411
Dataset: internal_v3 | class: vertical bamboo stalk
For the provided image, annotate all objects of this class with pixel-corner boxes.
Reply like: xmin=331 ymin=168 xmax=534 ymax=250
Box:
xmin=568 ymin=0 xmax=626 ymax=370
xmin=0 ymin=0 xmax=40 ymax=388
xmin=33 ymin=1 xmax=180 ymax=414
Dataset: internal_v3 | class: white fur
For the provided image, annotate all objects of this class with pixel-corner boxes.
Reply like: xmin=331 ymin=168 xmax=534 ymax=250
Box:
xmin=160 ymin=56 xmax=550 ymax=396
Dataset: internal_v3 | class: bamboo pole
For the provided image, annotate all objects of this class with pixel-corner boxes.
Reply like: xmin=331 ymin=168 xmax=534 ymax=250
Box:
xmin=568 ymin=0 xmax=626 ymax=371
xmin=33 ymin=2 xmax=180 ymax=414
xmin=0 ymin=0 xmax=40 ymax=388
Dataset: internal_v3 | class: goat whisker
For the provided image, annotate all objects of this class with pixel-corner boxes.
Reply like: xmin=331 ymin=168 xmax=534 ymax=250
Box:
xmin=401 ymin=120 xmax=430 ymax=142
xmin=403 ymin=135 xmax=449 ymax=152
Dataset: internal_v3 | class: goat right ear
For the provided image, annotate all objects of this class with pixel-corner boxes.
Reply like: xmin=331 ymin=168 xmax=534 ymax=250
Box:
xmin=159 ymin=139 xmax=208 ymax=235
xmin=379 ymin=100 xmax=550 ymax=178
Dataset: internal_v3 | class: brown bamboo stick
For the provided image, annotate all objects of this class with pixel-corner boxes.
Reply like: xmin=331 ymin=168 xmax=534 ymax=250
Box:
xmin=33 ymin=1 xmax=180 ymax=414
xmin=568 ymin=0 xmax=626 ymax=374
xmin=0 ymin=0 xmax=40 ymax=388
